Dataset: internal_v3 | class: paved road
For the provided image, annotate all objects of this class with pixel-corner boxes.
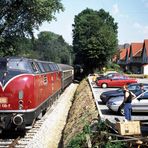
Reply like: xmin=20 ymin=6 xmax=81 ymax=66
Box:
xmin=89 ymin=78 xmax=148 ymax=124
xmin=137 ymin=78 xmax=148 ymax=83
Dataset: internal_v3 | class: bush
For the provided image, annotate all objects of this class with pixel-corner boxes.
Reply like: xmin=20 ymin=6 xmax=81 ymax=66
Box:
xmin=67 ymin=120 xmax=129 ymax=148
xmin=67 ymin=124 xmax=90 ymax=148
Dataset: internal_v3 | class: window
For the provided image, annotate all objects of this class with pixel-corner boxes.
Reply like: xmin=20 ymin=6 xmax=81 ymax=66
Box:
xmin=144 ymin=86 xmax=148 ymax=90
xmin=0 ymin=61 xmax=7 ymax=71
xmin=128 ymin=85 xmax=137 ymax=91
xmin=49 ymin=63 xmax=55 ymax=71
xmin=30 ymin=62 xmax=39 ymax=73
xmin=8 ymin=59 xmax=29 ymax=71
xmin=54 ymin=64 xmax=59 ymax=71
xmin=38 ymin=62 xmax=45 ymax=73
xmin=52 ymin=64 xmax=58 ymax=71
xmin=42 ymin=63 xmax=51 ymax=72
xmin=35 ymin=62 xmax=42 ymax=73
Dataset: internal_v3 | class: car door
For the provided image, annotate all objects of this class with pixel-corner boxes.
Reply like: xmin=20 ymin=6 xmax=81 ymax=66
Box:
xmin=109 ymin=75 xmax=124 ymax=87
xmin=121 ymin=75 xmax=131 ymax=86
xmin=132 ymin=92 xmax=148 ymax=113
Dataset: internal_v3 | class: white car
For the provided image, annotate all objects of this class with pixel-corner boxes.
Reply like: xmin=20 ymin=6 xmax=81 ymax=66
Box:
xmin=106 ymin=90 xmax=148 ymax=115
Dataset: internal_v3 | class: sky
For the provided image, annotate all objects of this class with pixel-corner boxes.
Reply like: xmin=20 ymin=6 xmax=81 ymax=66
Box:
xmin=34 ymin=0 xmax=148 ymax=45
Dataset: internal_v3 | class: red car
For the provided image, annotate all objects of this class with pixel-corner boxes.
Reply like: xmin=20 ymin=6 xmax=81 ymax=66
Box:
xmin=96 ymin=74 xmax=137 ymax=88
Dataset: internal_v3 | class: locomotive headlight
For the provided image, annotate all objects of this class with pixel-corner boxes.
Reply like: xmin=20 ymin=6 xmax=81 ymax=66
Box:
xmin=13 ymin=114 xmax=23 ymax=126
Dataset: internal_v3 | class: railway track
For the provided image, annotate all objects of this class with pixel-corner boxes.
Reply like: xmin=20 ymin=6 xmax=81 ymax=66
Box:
xmin=0 ymin=117 xmax=45 ymax=147
xmin=0 ymin=137 xmax=20 ymax=148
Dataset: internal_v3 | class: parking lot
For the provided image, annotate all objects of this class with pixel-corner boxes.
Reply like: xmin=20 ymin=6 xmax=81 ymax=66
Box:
xmin=89 ymin=78 xmax=148 ymax=123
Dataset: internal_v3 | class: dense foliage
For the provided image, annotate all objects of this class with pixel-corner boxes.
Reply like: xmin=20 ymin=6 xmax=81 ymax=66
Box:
xmin=35 ymin=31 xmax=73 ymax=64
xmin=2 ymin=31 xmax=72 ymax=64
xmin=0 ymin=0 xmax=64 ymax=56
xmin=67 ymin=121 xmax=126 ymax=148
xmin=73 ymin=8 xmax=118 ymax=74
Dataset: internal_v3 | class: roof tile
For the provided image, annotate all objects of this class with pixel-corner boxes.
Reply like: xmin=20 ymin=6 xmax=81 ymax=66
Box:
xmin=131 ymin=43 xmax=143 ymax=57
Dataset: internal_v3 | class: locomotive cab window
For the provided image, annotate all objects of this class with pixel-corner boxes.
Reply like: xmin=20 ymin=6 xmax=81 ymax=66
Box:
xmin=0 ymin=60 xmax=7 ymax=78
xmin=8 ymin=59 xmax=31 ymax=72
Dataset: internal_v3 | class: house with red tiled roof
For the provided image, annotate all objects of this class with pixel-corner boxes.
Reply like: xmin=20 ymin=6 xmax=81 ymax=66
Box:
xmin=118 ymin=39 xmax=148 ymax=74
xmin=141 ymin=39 xmax=148 ymax=74
xmin=127 ymin=42 xmax=143 ymax=73
xmin=117 ymin=48 xmax=130 ymax=72
xmin=142 ymin=40 xmax=148 ymax=62
xmin=120 ymin=48 xmax=126 ymax=60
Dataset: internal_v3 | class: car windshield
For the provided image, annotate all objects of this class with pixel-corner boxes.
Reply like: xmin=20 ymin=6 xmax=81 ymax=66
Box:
xmin=117 ymin=88 xmax=123 ymax=92
xmin=106 ymin=73 xmax=114 ymax=78
xmin=143 ymin=86 xmax=148 ymax=90
xmin=128 ymin=85 xmax=138 ymax=91
xmin=128 ymin=84 xmax=148 ymax=91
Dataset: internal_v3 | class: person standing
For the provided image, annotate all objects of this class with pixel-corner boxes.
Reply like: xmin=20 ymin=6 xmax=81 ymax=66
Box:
xmin=135 ymin=83 xmax=145 ymax=99
xmin=119 ymin=85 xmax=136 ymax=121
xmin=139 ymin=83 xmax=144 ymax=94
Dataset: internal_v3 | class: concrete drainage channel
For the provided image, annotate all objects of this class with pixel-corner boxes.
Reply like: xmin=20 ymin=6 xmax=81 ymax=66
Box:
xmin=22 ymin=83 xmax=78 ymax=148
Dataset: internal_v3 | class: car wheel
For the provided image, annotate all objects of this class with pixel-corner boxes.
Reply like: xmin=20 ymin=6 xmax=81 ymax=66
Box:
xmin=118 ymin=107 xmax=124 ymax=115
xmin=102 ymin=98 xmax=109 ymax=104
xmin=101 ymin=83 xmax=107 ymax=88
xmin=120 ymin=108 xmax=124 ymax=115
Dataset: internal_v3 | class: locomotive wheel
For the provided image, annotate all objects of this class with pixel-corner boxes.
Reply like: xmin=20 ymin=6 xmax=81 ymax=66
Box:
xmin=101 ymin=83 xmax=107 ymax=88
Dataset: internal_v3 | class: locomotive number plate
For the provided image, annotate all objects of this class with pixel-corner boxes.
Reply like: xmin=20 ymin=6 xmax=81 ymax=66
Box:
xmin=0 ymin=97 xmax=8 ymax=104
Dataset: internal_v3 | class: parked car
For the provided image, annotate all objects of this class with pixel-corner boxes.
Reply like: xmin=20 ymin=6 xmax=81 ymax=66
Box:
xmin=96 ymin=73 xmax=137 ymax=88
xmin=100 ymin=83 xmax=148 ymax=104
xmin=106 ymin=88 xmax=148 ymax=115
xmin=96 ymin=72 xmax=120 ymax=81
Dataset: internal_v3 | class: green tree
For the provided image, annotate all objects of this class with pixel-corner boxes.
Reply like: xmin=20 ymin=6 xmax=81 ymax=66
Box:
xmin=13 ymin=37 xmax=39 ymax=58
xmin=0 ymin=0 xmax=64 ymax=56
xmin=35 ymin=31 xmax=73 ymax=64
xmin=73 ymin=8 xmax=118 ymax=74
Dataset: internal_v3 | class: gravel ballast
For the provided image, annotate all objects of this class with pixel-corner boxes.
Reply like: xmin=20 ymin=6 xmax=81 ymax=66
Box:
xmin=25 ymin=83 xmax=78 ymax=148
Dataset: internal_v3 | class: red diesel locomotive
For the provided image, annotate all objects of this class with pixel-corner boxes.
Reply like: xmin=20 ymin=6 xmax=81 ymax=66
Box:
xmin=0 ymin=57 xmax=74 ymax=131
